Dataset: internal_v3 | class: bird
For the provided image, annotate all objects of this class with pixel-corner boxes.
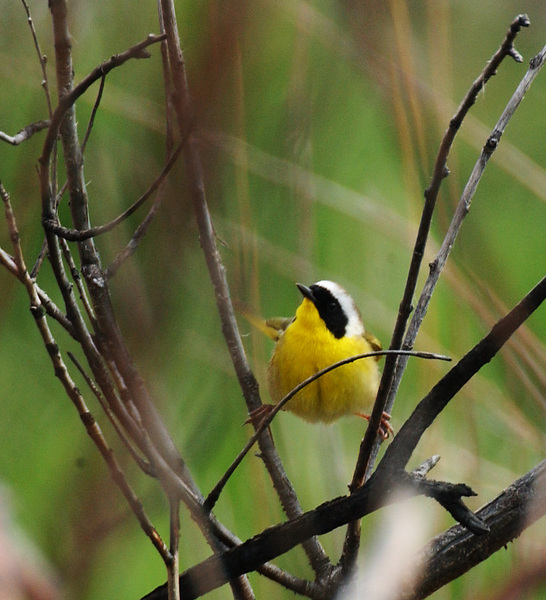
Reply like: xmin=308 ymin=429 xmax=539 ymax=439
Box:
xmin=247 ymin=280 xmax=391 ymax=436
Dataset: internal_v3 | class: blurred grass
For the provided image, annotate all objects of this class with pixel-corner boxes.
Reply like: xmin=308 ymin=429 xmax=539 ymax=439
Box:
xmin=0 ymin=1 xmax=545 ymax=599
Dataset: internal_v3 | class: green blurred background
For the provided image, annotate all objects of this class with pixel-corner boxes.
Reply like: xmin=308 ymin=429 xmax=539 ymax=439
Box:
xmin=0 ymin=1 xmax=545 ymax=599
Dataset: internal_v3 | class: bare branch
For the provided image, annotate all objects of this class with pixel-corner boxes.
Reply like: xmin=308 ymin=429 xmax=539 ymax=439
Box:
xmin=205 ymin=350 xmax=450 ymax=512
xmin=143 ymin=455 xmax=546 ymax=600
xmin=81 ymin=74 xmax=106 ymax=153
xmin=349 ymin=14 xmax=534 ymax=501
xmin=39 ymin=31 xmax=167 ymax=172
xmin=401 ymin=460 xmax=546 ymax=600
xmin=0 ymin=120 xmax=50 ymax=145
xmin=43 ymin=141 xmax=183 ymax=242
xmin=21 ymin=0 xmax=54 ymax=117
xmin=157 ymin=0 xmax=332 ymax=580
xmin=1 ymin=180 xmax=170 ymax=563
xmin=393 ymin=37 xmax=546 ymax=407
xmin=68 ymin=351 xmax=155 ymax=477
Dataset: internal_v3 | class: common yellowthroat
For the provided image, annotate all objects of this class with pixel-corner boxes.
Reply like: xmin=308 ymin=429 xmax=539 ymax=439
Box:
xmin=251 ymin=281 xmax=389 ymax=432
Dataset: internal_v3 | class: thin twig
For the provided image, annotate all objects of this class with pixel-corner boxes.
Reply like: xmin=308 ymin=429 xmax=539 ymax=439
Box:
xmin=359 ymin=30 xmax=545 ymax=494
xmin=43 ymin=141 xmax=183 ymax=242
xmin=1 ymin=180 xmax=170 ymax=562
xmin=204 ymin=350 xmax=450 ymax=512
xmin=0 ymin=120 xmax=50 ymax=145
xmin=351 ymin=12 xmax=532 ymax=493
xmin=81 ymin=74 xmax=106 ymax=153
xmin=157 ymin=1 xmax=176 ymax=156
xmin=44 ymin=6 xmax=202 ymax=530
xmin=157 ymin=0 xmax=331 ymax=581
xmin=340 ymin=15 xmax=533 ymax=576
xmin=21 ymin=0 xmax=54 ymax=117
xmin=0 ymin=245 xmax=77 ymax=335
xmin=68 ymin=351 xmax=155 ymax=476
xmin=391 ymin=39 xmax=546 ymax=407
xmin=59 ymin=237 xmax=96 ymax=324
xmin=39 ymin=31 xmax=167 ymax=171
xmin=47 ymin=4 xmax=200 ymax=507
xmin=167 ymin=498 xmax=181 ymax=600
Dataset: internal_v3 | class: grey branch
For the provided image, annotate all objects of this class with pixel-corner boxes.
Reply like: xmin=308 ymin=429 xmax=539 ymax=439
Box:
xmin=401 ymin=459 xmax=546 ymax=600
xmin=0 ymin=120 xmax=50 ymax=145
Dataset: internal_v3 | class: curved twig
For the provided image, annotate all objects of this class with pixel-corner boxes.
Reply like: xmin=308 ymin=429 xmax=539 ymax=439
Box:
xmin=205 ymin=350 xmax=451 ymax=512
xmin=43 ymin=141 xmax=183 ymax=242
xmin=141 ymin=275 xmax=546 ymax=600
xmin=0 ymin=120 xmax=50 ymax=145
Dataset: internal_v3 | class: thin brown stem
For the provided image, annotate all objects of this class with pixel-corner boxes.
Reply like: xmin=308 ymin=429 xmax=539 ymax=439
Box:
xmin=1 ymin=180 xmax=170 ymax=562
xmin=205 ymin=350 xmax=450 ymax=512
xmin=81 ymin=74 xmax=106 ymax=153
xmin=343 ymin=13 xmax=532 ymax=578
xmin=157 ymin=0 xmax=331 ymax=580
xmin=44 ymin=141 xmax=183 ymax=243
xmin=21 ymin=0 xmax=54 ymax=118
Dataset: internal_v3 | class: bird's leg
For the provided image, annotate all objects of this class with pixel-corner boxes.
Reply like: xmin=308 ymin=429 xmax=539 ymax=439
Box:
xmin=244 ymin=403 xmax=276 ymax=427
xmin=355 ymin=411 xmax=393 ymax=440
xmin=244 ymin=404 xmax=278 ymax=447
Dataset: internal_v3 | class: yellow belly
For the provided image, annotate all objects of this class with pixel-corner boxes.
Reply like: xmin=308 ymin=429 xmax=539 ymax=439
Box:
xmin=267 ymin=319 xmax=380 ymax=424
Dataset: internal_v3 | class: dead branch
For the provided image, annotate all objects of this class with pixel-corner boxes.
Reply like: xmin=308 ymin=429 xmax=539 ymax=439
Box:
xmin=401 ymin=460 xmax=546 ymax=600
xmin=141 ymin=275 xmax=546 ymax=599
xmin=0 ymin=120 xmax=50 ymax=145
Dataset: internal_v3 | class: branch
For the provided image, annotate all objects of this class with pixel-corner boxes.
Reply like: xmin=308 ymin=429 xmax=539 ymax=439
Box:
xmin=1 ymin=180 xmax=170 ymax=563
xmin=142 ymin=454 xmax=541 ymax=600
xmin=42 ymin=141 xmax=183 ymax=242
xmin=81 ymin=74 xmax=106 ymax=153
xmin=21 ymin=0 xmax=54 ymax=117
xmin=205 ymin=350 xmax=450 ymax=512
xmin=390 ymin=34 xmax=546 ymax=416
xmin=340 ymin=15 xmax=534 ymax=574
xmin=39 ymin=31 xmax=167 ymax=171
xmin=141 ymin=277 xmax=546 ymax=599
xmin=351 ymin=13 xmax=533 ymax=493
xmin=0 ymin=120 xmax=50 ymax=145
xmin=401 ymin=460 xmax=546 ymax=600
xmin=157 ymin=0 xmax=331 ymax=579
xmin=373 ymin=275 xmax=546 ymax=480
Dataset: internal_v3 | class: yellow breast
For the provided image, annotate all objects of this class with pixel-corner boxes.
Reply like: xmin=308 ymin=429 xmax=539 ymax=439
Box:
xmin=267 ymin=298 xmax=380 ymax=423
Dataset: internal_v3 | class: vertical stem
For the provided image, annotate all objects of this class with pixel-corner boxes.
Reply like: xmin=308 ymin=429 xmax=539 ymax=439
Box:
xmin=168 ymin=498 xmax=181 ymax=600
xmin=157 ymin=0 xmax=331 ymax=579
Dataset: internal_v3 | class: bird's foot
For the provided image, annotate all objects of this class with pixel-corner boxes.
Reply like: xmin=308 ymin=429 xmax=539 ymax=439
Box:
xmin=356 ymin=410 xmax=393 ymax=440
xmin=244 ymin=403 xmax=275 ymax=428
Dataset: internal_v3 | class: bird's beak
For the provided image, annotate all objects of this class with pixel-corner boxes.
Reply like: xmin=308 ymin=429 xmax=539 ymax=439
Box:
xmin=296 ymin=283 xmax=315 ymax=303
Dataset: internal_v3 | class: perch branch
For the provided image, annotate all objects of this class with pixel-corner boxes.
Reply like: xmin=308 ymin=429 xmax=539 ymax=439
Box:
xmin=141 ymin=274 xmax=545 ymax=599
xmin=205 ymin=350 xmax=450 ymax=512
xmin=142 ymin=455 xmax=546 ymax=600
